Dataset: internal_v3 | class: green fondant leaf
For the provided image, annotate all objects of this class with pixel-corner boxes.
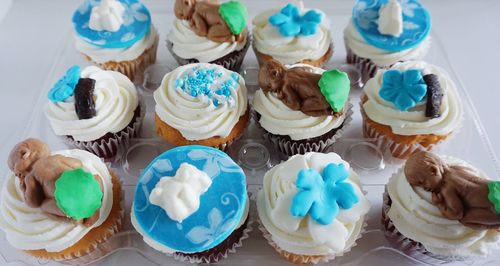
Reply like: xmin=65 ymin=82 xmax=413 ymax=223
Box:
xmin=318 ymin=69 xmax=351 ymax=112
xmin=488 ymin=181 xmax=500 ymax=214
xmin=54 ymin=168 xmax=103 ymax=220
xmin=219 ymin=1 xmax=248 ymax=35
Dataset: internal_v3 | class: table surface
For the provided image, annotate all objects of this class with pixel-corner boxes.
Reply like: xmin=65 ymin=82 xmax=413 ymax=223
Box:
xmin=0 ymin=0 xmax=499 ymax=265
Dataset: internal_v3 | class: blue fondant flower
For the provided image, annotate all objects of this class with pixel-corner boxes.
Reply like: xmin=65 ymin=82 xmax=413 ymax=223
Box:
xmin=269 ymin=3 xmax=322 ymax=37
xmin=379 ymin=69 xmax=427 ymax=111
xmin=290 ymin=163 xmax=359 ymax=225
xmin=48 ymin=66 xmax=81 ymax=103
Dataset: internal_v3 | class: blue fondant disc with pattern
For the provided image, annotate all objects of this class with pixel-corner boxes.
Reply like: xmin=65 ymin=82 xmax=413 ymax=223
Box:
xmin=72 ymin=0 xmax=151 ymax=49
xmin=352 ymin=0 xmax=431 ymax=52
xmin=133 ymin=145 xmax=247 ymax=253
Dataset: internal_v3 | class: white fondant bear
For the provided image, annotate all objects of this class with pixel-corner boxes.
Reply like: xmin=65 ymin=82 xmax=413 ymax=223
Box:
xmin=89 ymin=0 xmax=126 ymax=32
xmin=377 ymin=0 xmax=403 ymax=37
xmin=149 ymin=163 xmax=212 ymax=222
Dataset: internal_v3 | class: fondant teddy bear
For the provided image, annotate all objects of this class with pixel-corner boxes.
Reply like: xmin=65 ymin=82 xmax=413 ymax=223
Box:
xmin=174 ymin=0 xmax=246 ymax=43
xmin=405 ymin=151 xmax=500 ymax=229
xmin=258 ymin=59 xmax=334 ymax=117
xmin=8 ymin=139 xmax=102 ymax=226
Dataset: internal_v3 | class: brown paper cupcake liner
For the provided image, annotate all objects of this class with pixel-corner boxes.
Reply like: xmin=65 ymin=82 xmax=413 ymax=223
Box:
xmin=63 ymin=100 xmax=145 ymax=160
xmin=26 ymin=171 xmax=125 ymax=264
xmin=345 ymin=45 xmax=388 ymax=83
xmin=83 ymin=32 xmax=159 ymax=81
xmin=166 ymin=33 xmax=251 ymax=72
xmin=261 ymin=103 xmax=353 ymax=156
xmin=381 ymin=190 xmax=468 ymax=264
xmin=253 ymin=42 xmax=334 ymax=68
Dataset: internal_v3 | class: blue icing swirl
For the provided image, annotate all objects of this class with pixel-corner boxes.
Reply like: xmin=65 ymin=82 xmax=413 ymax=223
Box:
xmin=133 ymin=145 xmax=247 ymax=253
xmin=352 ymin=0 xmax=431 ymax=51
xmin=175 ymin=66 xmax=240 ymax=107
xmin=72 ymin=0 xmax=151 ymax=49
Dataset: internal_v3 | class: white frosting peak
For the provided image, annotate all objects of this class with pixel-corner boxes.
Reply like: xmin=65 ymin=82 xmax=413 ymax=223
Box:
xmin=89 ymin=0 xmax=125 ymax=32
xmin=149 ymin=163 xmax=212 ymax=223
xmin=377 ymin=0 xmax=403 ymax=37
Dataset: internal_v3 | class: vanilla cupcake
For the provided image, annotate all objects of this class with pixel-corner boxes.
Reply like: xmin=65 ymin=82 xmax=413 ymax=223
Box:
xmin=154 ymin=63 xmax=249 ymax=149
xmin=73 ymin=0 xmax=159 ymax=80
xmin=167 ymin=0 xmax=250 ymax=71
xmin=253 ymin=60 xmax=351 ymax=156
xmin=344 ymin=0 xmax=431 ymax=81
xmin=252 ymin=1 xmax=333 ymax=67
xmin=383 ymin=151 xmax=500 ymax=263
xmin=132 ymin=145 xmax=250 ymax=263
xmin=0 ymin=139 xmax=123 ymax=263
xmin=257 ymin=152 xmax=370 ymax=264
xmin=45 ymin=65 xmax=142 ymax=159
xmin=361 ymin=61 xmax=462 ymax=159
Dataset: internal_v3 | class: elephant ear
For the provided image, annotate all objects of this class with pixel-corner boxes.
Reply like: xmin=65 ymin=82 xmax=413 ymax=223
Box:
xmin=318 ymin=69 xmax=350 ymax=113
xmin=219 ymin=1 xmax=248 ymax=35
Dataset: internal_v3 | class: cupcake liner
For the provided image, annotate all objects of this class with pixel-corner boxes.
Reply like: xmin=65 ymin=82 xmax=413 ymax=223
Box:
xmin=253 ymin=42 xmax=334 ymax=68
xmin=31 ymin=171 xmax=125 ymax=264
xmin=84 ymin=32 xmax=159 ymax=81
xmin=166 ymin=33 xmax=251 ymax=72
xmin=262 ymin=103 xmax=353 ymax=156
xmin=381 ymin=191 xmax=468 ymax=264
xmin=345 ymin=45 xmax=386 ymax=83
xmin=63 ymin=99 xmax=145 ymax=160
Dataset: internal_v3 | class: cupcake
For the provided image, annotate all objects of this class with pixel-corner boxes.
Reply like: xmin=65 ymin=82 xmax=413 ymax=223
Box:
xmin=361 ymin=61 xmax=463 ymax=159
xmin=154 ymin=63 xmax=249 ymax=150
xmin=131 ymin=145 xmax=250 ymax=263
xmin=382 ymin=151 xmax=500 ymax=263
xmin=257 ymin=152 xmax=370 ymax=264
xmin=252 ymin=1 xmax=333 ymax=67
xmin=167 ymin=0 xmax=250 ymax=72
xmin=45 ymin=65 xmax=143 ymax=159
xmin=73 ymin=0 xmax=159 ymax=80
xmin=0 ymin=139 xmax=123 ymax=262
xmin=253 ymin=60 xmax=352 ymax=156
xmin=344 ymin=0 xmax=431 ymax=82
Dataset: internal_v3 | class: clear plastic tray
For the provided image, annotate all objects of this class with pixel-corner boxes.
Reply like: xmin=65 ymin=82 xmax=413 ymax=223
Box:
xmin=1 ymin=1 xmax=500 ymax=265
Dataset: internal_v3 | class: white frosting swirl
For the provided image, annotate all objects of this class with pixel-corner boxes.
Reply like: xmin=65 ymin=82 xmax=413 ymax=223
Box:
xmin=74 ymin=26 xmax=158 ymax=64
xmin=45 ymin=66 xmax=139 ymax=142
xmin=344 ymin=21 xmax=430 ymax=66
xmin=0 ymin=149 xmax=114 ymax=252
xmin=167 ymin=19 xmax=245 ymax=62
xmin=154 ymin=63 xmax=248 ymax=141
xmin=252 ymin=8 xmax=331 ymax=65
xmin=387 ymin=157 xmax=500 ymax=257
xmin=253 ymin=64 xmax=347 ymax=140
xmin=362 ymin=61 xmax=463 ymax=136
xmin=257 ymin=152 xmax=370 ymax=256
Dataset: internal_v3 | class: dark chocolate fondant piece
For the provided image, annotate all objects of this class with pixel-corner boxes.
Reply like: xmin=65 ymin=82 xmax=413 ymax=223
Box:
xmin=423 ymin=74 xmax=443 ymax=118
xmin=74 ymin=78 xmax=96 ymax=120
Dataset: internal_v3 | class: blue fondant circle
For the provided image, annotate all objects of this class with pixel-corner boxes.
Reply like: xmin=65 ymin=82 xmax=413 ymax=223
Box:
xmin=72 ymin=0 xmax=151 ymax=49
xmin=352 ymin=0 xmax=431 ymax=52
xmin=133 ymin=145 xmax=247 ymax=253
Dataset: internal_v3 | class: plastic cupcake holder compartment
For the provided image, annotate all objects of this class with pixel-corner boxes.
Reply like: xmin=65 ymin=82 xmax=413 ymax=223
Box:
xmin=1 ymin=2 xmax=499 ymax=266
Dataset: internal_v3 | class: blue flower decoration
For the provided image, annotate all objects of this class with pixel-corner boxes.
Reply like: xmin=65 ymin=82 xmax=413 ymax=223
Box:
xmin=379 ymin=69 xmax=427 ymax=111
xmin=290 ymin=163 xmax=359 ymax=225
xmin=48 ymin=66 xmax=81 ymax=103
xmin=269 ymin=3 xmax=322 ymax=37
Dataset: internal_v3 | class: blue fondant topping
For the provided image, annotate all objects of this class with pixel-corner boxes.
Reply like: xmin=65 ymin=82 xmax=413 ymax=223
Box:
xmin=133 ymin=145 xmax=247 ymax=253
xmin=290 ymin=163 xmax=358 ymax=225
xmin=72 ymin=0 xmax=151 ymax=49
xmin=48 ymin=66 xmax=81 ymax=103
xmin=269 ymin=3 xmax=322 ymax=37
xmin=352 ymin=0 xmax=431 ymax=51
xmin=379 ymin=69 xmax=427 ymax=111
xmin=175 ymin=66 xmax=240 ymax=107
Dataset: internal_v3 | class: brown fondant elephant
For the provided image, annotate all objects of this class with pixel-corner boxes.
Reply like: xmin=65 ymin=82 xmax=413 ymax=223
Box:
xmin=405 ymin=151 xmax=500 ymax=229
xmin=258 ymin=59 xmax=334 ymax=117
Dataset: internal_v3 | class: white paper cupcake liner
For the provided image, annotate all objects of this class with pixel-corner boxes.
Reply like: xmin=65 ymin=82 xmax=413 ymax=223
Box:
xmin=381 ymin=190 xmax=468 ymax=265
xmin=166 ymin=33 xmax=251 ymax=72
xmin=63 ymin=99 xmax=146 ymax=160
xmin=262 ymin=103 xmax=353 ymax=156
